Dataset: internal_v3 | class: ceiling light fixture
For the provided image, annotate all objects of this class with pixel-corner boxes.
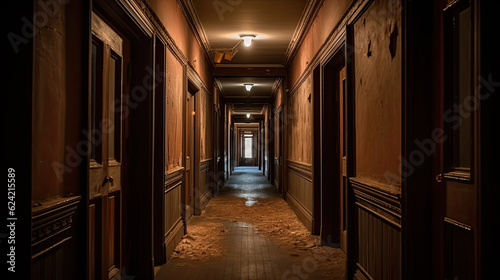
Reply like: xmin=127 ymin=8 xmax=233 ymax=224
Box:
xmin=240 ymin=35 xmax=256 ymax=47
xmin=247 ymin=113 xmax=251 ymax=118
xmin=244 ymin=83 xmax=254 ymax=92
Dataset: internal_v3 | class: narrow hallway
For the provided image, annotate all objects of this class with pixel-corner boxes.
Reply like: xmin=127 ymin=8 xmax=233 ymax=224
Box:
xmin=155 ymin=167 xmax=346 ymax=280
xmin=8 ymin=0 xmax=498 ymax=279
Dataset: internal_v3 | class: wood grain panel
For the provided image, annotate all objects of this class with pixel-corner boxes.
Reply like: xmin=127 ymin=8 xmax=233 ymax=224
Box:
xmin=443 ymin=218 xmax=474 ymax=280
xmin=356 ymin=207 xmax=401 ymax=280
xmin=31 ymin=196 xmax=80 ymax=280
xmin=163 ymin=168 xmax=184 ymax=261
xmin=164 ymin=182 xmax=182 ymax=235
xmin=351 ymin=178 xmax=401 ymax=280
xmin=351 ymin=177 xmax=401 ymax=226
xmin=31 ymin=244 xmax=64 ymax=280
xmin=108 ymin=196 xmax=115 ymax=268
xmin=164 ymin=168 xmax=183 ymax=233
xmin=286 ymin=160 xmax=314 ymax=231
xmin=32 ymin=0 xmax=66 ymax=200
xmin=199 ymin=158 xmax=213 ymax=210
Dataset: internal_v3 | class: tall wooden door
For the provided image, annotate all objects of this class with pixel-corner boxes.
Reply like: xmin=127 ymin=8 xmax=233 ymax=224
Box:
xmin=274 ymin=110 xmax=284 ymax=194
xmin=88 ymin=11 xmax=127 ymax=280
xmin=185 ymin=92 xmax=195 ymax=220
xmin=435 ymin=1 xmax=478 ymax=279
xmin=339 ymin=66 xmax=348 ymax=252
xmin=320 ymin=49 xmax=345 ymax=247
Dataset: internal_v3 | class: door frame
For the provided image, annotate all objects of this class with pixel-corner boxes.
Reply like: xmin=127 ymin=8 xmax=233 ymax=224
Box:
xmin=316 ymin=42 xmax=347 ymax=246
xmin=86 ymin=0 xmax=154 ymax=278
xmin=433 ymin=0 xmax=480 ymax=279
xmin=153 ymin=34 xmax=167 ymax=266
xmin=184 ymin=79 xmax=199 ymax=221
xmin=88 ymin=9 xmax=128 ymax=280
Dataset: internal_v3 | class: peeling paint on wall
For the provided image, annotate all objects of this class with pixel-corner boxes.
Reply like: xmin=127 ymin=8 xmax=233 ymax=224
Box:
xmin=198 ymin=89 xmax=213 ymax=161
xmin=288 ymin=74 xmax=313 ymax=165
xmin=353 ymin=0 xmax=402 ymax=186
xmin=166 ymin=49 xmax=184 ymax=171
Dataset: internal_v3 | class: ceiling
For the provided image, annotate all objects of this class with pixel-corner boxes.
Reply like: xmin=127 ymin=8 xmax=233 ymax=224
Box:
xmin=218 ymin=77 xmax=277 ymax=97
xmin=188 ymin=0 xmax=311 ymax=117
xmin=192 ymin=0 xmax=308 ymax=65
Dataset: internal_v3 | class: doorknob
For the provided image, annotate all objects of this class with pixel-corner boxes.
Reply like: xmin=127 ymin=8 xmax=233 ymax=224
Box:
xmin=435 ymin=173 xmax=443 ymax=183
xmin=102 ymin=176 xmax=114 ymax=187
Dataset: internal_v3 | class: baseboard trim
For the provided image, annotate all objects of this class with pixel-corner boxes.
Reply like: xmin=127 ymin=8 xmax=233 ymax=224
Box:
xmin=285 ymin=192 xmax=313 ymax=232
xmin=164 ymin=217 xmax=184 ymax=260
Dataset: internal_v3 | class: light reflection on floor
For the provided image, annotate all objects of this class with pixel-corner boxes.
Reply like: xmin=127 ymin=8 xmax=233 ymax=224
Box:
xmin=227 ymin=166 xmax=275 ymax=207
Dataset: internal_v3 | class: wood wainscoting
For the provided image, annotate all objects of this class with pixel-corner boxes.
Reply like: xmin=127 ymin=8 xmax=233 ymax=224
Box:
xmin=198 ymin=158 xmax=213 ymax=214
xmin=163 ymin=168 xmax=185 ymax=260
xmin=350 ymin=178 xmax=401 ymax=280
xmin=31 ymin=196 xmax=81 ymax=280
xmin=286 ymin=160 xmax=314 ymax=232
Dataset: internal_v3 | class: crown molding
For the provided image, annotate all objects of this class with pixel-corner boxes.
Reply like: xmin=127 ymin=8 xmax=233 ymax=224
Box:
xmin=283 ymin=0 xmax=325 ymax=66
xmin=178 ymin=0 xmax=214 ymax=67
xmin=214 ymin=64 xmax=285 ymax=68
xmin=215 ymin=78 xmax=224 ymax=95
xmin=272 ymin=78 xmax=283 ymax=98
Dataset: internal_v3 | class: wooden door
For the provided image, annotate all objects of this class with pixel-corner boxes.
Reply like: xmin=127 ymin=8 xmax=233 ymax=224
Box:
xmin=436 ymin=1 xmax=478 ymax=279
xmin=320 ymin=50 xmax=345 ymax=246
xmin=185 ymin=92 xmax=195 ymax=220
xmin=88 ymin=12 xmax=126 ymax=280
xmin=239 ymin=130 xmax=257 ymax=166
xmin=339 ymin=66 xmax=348 ymax=252
xmin=230 ymin=124 xmax=234 ymax=174
xmin=274 ymin=110 xmax=283 ymax=194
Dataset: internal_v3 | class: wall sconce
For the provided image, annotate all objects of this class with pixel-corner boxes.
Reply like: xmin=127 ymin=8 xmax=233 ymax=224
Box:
xmin=247 ymin=113 xmax=251 ymax=118
xmin=244 ymin=83 xmax=254 ymax=92
xmin=240 ymin=35 xmax=256 ymax=47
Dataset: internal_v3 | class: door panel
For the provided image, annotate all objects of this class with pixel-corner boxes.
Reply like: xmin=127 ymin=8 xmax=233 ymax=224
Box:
xmin=185 ymin=92 xmax=195 ymax=219
xmin=320 ymin=50 xmax=345 ymax=246
xmin=436 ymin=1 xmax=478 ymax=279
xmin=89 ymin=11 xmax=125 ymax=280
xmin=339 ymin=66 xmax=347 ymax=252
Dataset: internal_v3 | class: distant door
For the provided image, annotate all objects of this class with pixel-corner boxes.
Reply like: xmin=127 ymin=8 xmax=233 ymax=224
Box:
xmin=274 ymin=110 xmax=284 ymax=194
xmin=278 ymin=111 xmax=284 ymax=195
xmin=185 ymin=92 xmax=195 ymax=220
xmin=239 ymin=131 xmax=257 ymax=166
xmin=435 ymin=1 xmax=478 ymax=279
xmin=89 ymin=11 xmax=127 ymax=280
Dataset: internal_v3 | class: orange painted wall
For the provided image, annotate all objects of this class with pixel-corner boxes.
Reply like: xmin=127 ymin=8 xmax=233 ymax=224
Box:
xmin=353 ymin=0 xmax=402 ymax=185
xmin=287 ymin=74 xmax=313 ymax=165
xmin=288 ymin=0 xmax=352 ymax=88
xmin=148 ymin=0 xmax=213 ymax=89
xmin=165 ymin=48 xmax=184 ymax=170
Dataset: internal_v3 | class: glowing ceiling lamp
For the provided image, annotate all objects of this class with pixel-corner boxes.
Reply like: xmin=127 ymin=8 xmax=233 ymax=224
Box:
xmin=240 ymin=35 xmax=256 ymax=47
xmin=247 ymin=113 xmax=251 ymax=118
xmin=244 ymin=83 xmax=254 ymax=92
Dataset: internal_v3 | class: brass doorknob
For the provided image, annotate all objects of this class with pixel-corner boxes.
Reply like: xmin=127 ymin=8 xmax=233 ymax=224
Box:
xmin=103 ymin=176 xmax=114 ymax=186
xmin=435 ymin=174 xmax=443 ymax=183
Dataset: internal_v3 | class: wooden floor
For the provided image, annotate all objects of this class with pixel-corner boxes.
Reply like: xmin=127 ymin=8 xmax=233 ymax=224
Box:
xmin=155 ymin=167 xmax=345 ymax=280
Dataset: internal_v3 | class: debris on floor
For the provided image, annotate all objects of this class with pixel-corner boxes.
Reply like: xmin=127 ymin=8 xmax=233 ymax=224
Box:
xmin=169 ymin=183 xmax=346 ymax=279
